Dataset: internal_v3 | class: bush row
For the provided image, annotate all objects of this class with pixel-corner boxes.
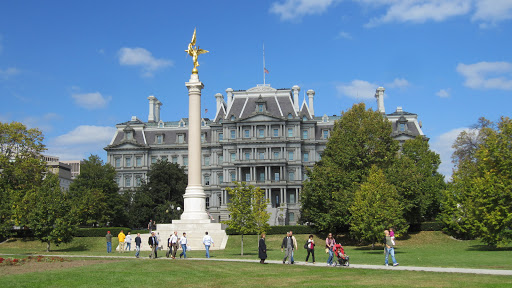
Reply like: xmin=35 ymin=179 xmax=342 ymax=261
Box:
xmin=226 ymin=225 xmax=316 ymax=235
xmin=74 ymin=227 xmax=132 ymax=237
xmin=408 ymin=221 xmax=444 ymax=232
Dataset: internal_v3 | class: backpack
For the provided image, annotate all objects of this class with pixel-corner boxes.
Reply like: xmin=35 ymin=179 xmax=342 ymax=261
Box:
xmin=304 ymin=241 xmax=309 ymax=249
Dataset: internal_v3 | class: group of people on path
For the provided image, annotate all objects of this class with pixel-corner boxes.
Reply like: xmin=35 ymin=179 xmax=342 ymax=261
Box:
xmin=258 ymin=229 xmax=398 ymax=267
xmin=105 ymin=230 xmax=214 ymax=259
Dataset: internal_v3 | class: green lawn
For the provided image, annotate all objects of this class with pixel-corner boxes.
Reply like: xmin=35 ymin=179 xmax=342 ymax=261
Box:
xmin=1 ymin=259 xmax=512 ymax=288
xmin=1 ymin=231 xmax=512 ymax=269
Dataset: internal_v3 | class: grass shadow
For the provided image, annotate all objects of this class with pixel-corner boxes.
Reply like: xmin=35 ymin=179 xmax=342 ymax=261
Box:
xmin=52 ymin=243 xmax=89 ymax=252
xmin=466 ymin=245 xmax=512 ymax=252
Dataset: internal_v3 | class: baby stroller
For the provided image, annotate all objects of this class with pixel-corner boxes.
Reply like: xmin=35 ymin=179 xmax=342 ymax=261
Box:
xmin=333 ymin=244 xmax=349 ymax=266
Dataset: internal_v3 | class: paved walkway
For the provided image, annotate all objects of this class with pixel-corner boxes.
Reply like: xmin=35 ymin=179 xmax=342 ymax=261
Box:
xmin=1 ymin=253 xmax=511 ymax=276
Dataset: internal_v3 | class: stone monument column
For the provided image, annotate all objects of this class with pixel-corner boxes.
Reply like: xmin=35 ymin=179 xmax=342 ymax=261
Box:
xmin=180 ymin=72 xmax=209 ymax=221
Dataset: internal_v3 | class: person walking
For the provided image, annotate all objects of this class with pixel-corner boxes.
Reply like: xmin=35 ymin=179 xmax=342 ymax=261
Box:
xmin=148 ymin=231 xmax=158 ymax=259
xmin=135 ymin=233 xmax=142 ymax=258
xmin=125 ymin=232 xmax=132 ymax=252
xmin=281 ymin=232 xmax=294 ymax=264
xmin=179 ymin=232 xmax=188 ymax=259
xmin=259 ymin=233 xmax=267 ymax=264
xmin=384 ymin=230 xmax=399 ymax=267
xmin=305 ymin=234 xmax=316 ymax=264
xmin=289 ymin=230 xmax=298 ymax=264
xmin=148 ymin=219 xmax=152 ymax=232
xmin=202 ymin=231 xmax=214 ymax=258
xmin=326 ymin=233 xmax=336 ymax=266
xmin=171 ymin=231 xmax=179 ymax=259
xmin=105 ymin=231 xmax=113 ymax=253
xmin=166 ymin=234 xmax=173 ymax=258
xmin=118 ymin=230 xmax=126 ymax=253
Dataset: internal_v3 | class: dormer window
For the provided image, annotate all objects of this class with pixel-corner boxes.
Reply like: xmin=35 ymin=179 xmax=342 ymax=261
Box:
xmin=302 ymin=116 xmax=308 ymax=121
xmin=255 ymin=95 xmax=267 ymax=113
xmin=156 ymin=134 xmax=164 ymax=144
xmin=158 ymin=121 xmax=164 ymax=128
xmin=288 ymin=113 xmax=292 ymax=119
xmin=397 ymin=116 xmax=408 ymax=132
xmin=322 ymin=115 xmax=329 ymax=123
xmin=123 ymin=126 xmax=135 ymax=141
xmin=126 ymin=131 xmax=133 ymax=140
xmin=179 ymin=120 xmax=185 ymax=128
xmin=202 ymin=119 xmax=206 ymax=127
xmin=258 ymin=104 xmax=264 ymax=112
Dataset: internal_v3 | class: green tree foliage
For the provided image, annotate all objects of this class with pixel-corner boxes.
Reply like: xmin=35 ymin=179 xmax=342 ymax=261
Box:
xmin=0 ymin=122 xmax=46 ymax=238
xmin=128 ymin=160 xmax=187 ymax=228
xmin=300 ymin=103 xmax=399 ymax=233
xmin=26 ymin=173 xmax=76 ymax=251
xmin=387 ymin=136 xmax=446 ymax=225
xmin=441 ymin=117 xmax=512 ymax=247
xmin=223 ymin=182 xmax=270 ymax=255
xmin=69 ymin=155 xmax=124 ymax=226
xmin=349 ymin=166 xmax=408 ymax=247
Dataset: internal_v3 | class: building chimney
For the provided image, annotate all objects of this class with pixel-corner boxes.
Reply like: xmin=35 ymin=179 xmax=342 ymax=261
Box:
xmin=375 ymin=87 xmax=385 ymax=114
xmin=215 ymin=93 xmax=224 ymax=114
xmin=148 ymin=95 xmax=156 ymax=122
xmin=155 ymin=100 xmax=162 ymax=122
xmin=292 ymin=85 xmax=300 ymax=112
xmin=226 ymin=88 xmax=234 ymax=110
xmin=307 ymin=89 xmax=315 ymax=116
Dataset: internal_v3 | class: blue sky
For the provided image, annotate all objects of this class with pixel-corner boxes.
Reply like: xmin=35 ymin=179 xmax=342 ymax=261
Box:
xmin=1 ymin=0 xmax=511 ymax=178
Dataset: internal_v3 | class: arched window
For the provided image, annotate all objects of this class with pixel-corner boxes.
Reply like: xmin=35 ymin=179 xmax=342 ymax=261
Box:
xmin=230 ymin=115 xmax=236 ymax=121
xmin=288 ymin=113 xmax=292 ymax=119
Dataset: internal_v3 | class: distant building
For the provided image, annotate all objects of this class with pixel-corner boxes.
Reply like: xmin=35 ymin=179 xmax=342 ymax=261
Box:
xmin=105 ymin=85 xmax=424 ymax=225
xmin=43 ymin=156 xmax=82 ymax=190
xmin=61 ymin=160 xmax=83 ymax=179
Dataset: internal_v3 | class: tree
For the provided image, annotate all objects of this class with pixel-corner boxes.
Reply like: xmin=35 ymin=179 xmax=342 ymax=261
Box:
xmin=223 ymin=182 xmax=270 ymax=256
xmin=128 ymin=160 xmax=187 ymax=228
xmin=440 ymin=117 xmax=512 ymax=247
xmin=0 ymin=121 xmax=46 ymax=238
xmin=387 ymin=136 xmax=446 ymax=225
xmin=69 ymin=155 xmax=124 ymax=226
xmin=26 ymin=173 xmax=76 ymax=251
xmin=349 ymin=166 xmax=408 ymax=248
xmin=300 ymin=103 xmax=399 ymax=233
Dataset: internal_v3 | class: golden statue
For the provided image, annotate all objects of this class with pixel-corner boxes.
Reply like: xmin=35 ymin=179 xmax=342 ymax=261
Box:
xmin=185 ymin=28 xmax=209 ymax=74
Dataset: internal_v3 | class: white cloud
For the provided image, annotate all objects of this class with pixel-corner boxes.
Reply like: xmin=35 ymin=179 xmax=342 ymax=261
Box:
xmin=22 ymin=113 xmax=60 ymax=133
xmin=386 ymin=77 xmax=410 ymax=88
xmin=436 ymin=88 xmax=451 ymax=97
xmin=336 ymin=79 xmax=378 ymax=99
xmin=456 ymin=61 xmax=512 ymax=90
xmin=336 ymin=31 xmax=353 ymax=39
xmin=473 ymin=0 xmax=512 ymax=26
xmin=118 ymin=47 xmax=173 ymax=77
xmin=430 ymin=127 xmax=471 ymax=179
xmin=72 ymin=92 xmax=112 ymax=109
xmin=0 ymin=67 xmax=21 ymax=80
xmin=365 ymin=0 xmax=472 ymax=27
xmin=270 ymin=0 xmax=336 ymax=21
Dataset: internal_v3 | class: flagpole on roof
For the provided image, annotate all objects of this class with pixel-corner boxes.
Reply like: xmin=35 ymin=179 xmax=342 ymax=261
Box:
xmin=263 ymin=43 xmax=266 ymax=85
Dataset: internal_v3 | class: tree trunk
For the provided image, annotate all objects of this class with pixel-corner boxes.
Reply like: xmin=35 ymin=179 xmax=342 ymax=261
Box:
xmin=47 ymin=241 xmax=51 ymax=252
xmin=241 ymin=234 xmax=244 ymax=256
xmin=371 ymin=242 xmax=375 ymax=250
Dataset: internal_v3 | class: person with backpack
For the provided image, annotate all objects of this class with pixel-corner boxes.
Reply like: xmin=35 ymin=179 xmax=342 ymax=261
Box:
xmin=305 ymin=234 xmax=316 ymax=264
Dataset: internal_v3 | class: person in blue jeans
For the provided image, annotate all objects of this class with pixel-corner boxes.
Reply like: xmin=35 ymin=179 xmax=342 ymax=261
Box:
xmin=135 ymin=233 xmax=142 ymax=258
xmin=105 ymin=231 xmax=113 ymax=253
xmin=384 ymin=230 xmax=399 ymax=266
xmin=325 ymin=233 xmax=336 ymax=266
xmin=202 ymin=231 xmax=214 ymax=258
xmin=179 ymin=232 xmax=188 ymax=258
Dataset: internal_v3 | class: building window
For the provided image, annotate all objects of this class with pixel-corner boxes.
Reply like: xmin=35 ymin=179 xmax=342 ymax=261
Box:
xmin=178 ymin=134 xmax=185 ymax=144
xmin=244 ymin=152 xmax=250 ymax=160
xmin=218 ymin=174 xmax=223 ymax=184
xmin=303 ymin=152 xmax=309 ymax=162
xmin=273 ymin=128 xmax=279 ymax=137
xmin=172 ymin=156 xmax=178 ymax=164
xmin=205 ymin=175 xmax=210 ymax=186
xmin=288 ymin=128 xmax=293 ymax=137
xmin=161 ymin=156 xmax=167 ymax=162
xmin=183 ymin=156 xmax=188 ymax=166
xmin=258 ymin=104 xmax=264 ymax=112
xmin=151 ymin=157 xmax=157 ymax=164
xmin=400 ymin=123 xmax=406 ymax=131
xmin=258 ymin=151 xmax=265 ymax=160
xmin=218 ymin=154 xmax=223 ymax=164
xmin=258 ymin=129 xmax=265 ymax=138
xmin=125 ymin=157 xmax=132 ymax=167
xmin=289 ymin=171 xmax=295 ymax=181
xmin=125 ymin=176 xmax=131 ymax=187
xmin=136 ymin=156 xmax=142 ymax=167
xmin=288 ymin=113 xmax=292 ymax=119
xmin=159 ymin=122 xmax=164 ymax=128
xmin=201 ymin=133 xmax=205 ymax=143
xmin=244 ymin=129 xmax=250 ymax=138
xmin=156 ymin=135 xmax=163 ymax=144
xmin=288 ymin=151 xmax=294 ymax=161
xmin=231 ymin=172 xmax=236 ymax=182
xmin=289 ymin=194 xmax=295 ymax=204
xmin=274 ymin=173 xmax=280 ymax=181
xmin=202 ymin=120 xmax=206 ymax=127
xmin=206 ymin=197 xmax=210 ymax=208
xmin=302 ymin=130 xmax=308 ymax=139
xmin=318 ymin=152 xmax=322 ymax=161
xmin=322 ymin=115 xmax=329 ymax=123
xmin=230 ymin=152 xmax=236 ymax=162
xmin=259 ymin=172 xmax=265 ymax=181
xmin=303 ymin=116 xmax=308 ymax=121
xmin=115 ymin=177 xmax=120 ymax=186
xmin=289 ymin=212 xmax=295 ymax=222
xmin=115 ymin=158 xmax=121 ymax=168
xmin=218 ymin=132 xmax=223 ymax=141
xmin=204 ymin=156 xmax=210 ymax=166
xmin=136 ymin=177 xmax=142 ymax=187
xmin=323 ymin=130 xmax=329 ymax=139
xmin=179 ymin=121 xmax=185 ymax=127
xmin=230 ymin=115 xmax=236 ymax=121
xmin=230 ymin=130 xmax=236 ymax=139
xmin=273 ymin=151 xmax=280 ymax=159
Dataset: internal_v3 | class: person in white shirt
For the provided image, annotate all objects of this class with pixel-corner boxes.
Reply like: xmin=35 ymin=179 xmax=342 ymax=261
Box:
xmin=125 ymin=232 xmax=132 ymax=251
xmin=170 ymin=231 xmax=179 ymax=259
xmin=202 ymin=231 xmax=214 ymax=258
xmin=179 ymin=232 xmax=188 ymax=258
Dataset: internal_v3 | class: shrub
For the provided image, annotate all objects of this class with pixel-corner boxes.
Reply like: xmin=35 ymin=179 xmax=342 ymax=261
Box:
xmin=226 ymin=225 xmax=316 ymax=235
xmin=74 ymin=227 xmax=132 ymax=237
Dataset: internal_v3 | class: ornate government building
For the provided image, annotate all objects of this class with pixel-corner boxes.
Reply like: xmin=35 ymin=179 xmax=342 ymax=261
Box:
xmin=104 ymin=85 xmax=424 ymax=225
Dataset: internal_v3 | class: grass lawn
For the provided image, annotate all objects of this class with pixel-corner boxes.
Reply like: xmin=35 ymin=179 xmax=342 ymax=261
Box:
xmin=1 ymin=231 xmax=512 ymax=270
xmin=1 ymin=259 xmax=512 ymax=288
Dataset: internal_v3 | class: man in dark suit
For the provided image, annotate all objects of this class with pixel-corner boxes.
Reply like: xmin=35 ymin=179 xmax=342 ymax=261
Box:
xmin=148 ymin=231 xmax=159 ymax=259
